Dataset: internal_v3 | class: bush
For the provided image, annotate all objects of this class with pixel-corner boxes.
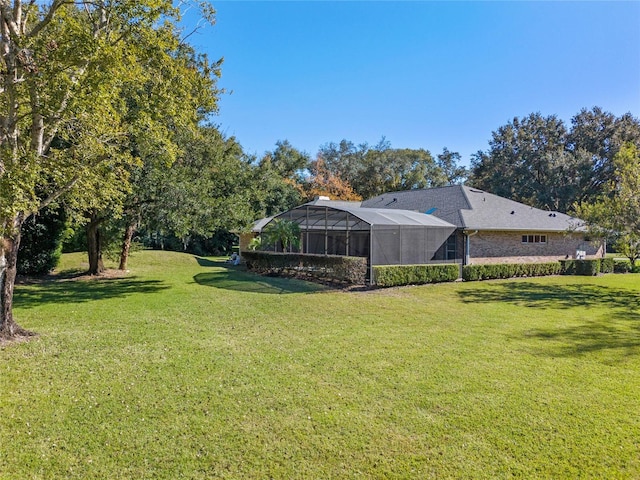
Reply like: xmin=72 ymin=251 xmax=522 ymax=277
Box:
xmin=559 ymin=259 xmax=601 ymax=276
xmin=242 ymin=251 xmax=368 ymax=285
xmin=18 ymin=207 xmax=68 ymax=275
xmin=614 ymin=260 xmax=631 ymax=273
xmin=462 ymin=262 xmax=562 ymax=282
xmin=373 ymin=264 xmax=459 ymax=287
xmin=600 ymin=257 xmax=615 ymax=274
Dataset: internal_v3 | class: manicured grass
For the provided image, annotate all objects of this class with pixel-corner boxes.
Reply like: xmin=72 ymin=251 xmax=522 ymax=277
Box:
xmin=2 ymin=251 xmax=639 ymax=478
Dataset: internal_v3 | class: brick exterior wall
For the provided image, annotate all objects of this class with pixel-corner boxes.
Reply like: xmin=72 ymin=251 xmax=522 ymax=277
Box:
xmin=468 ymin=231 xmax=604 ymax=265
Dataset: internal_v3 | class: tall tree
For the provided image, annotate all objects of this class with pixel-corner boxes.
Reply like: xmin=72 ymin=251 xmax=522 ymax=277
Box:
xmin=574 ymin=143 xmax=640 ymax=265
xmin=0 ymin=1 xmax=212 ymax=339
xmin=469 ymin=113 xmax=573 ymax=210
xmin=318 ymin=138 xmax=448 ymax=198
xmin=317 ymin=139 xmax=369 ymax=189
xmin=250 ymin=141 xmax=310 ymax=217
xmin=436 ymin=147 xmax=468 ymax=185
xmin=567 ymin=107 xmax=640 ymax=202
xmin=303 ymin=158 xmax=362 ymax=202
xmin=134 ymin=126 xmax=256 ymax=262
xmin=470 ymin=108 xmax=640 ymax=212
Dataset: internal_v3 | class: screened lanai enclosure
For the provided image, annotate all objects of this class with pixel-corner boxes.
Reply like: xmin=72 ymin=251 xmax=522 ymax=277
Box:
xmin=263 ymin=201 xmax=457 ymax=266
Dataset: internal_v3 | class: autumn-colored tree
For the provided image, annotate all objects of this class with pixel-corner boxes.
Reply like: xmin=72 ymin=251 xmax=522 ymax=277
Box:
xmin=304 ymin=159 xmax=362 ymax=202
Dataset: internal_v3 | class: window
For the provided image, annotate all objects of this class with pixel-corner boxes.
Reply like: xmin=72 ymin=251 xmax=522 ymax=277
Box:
xmin=446 ymin=234 xmax=457 ymax=260
xmin=521 ymin=234 xmax=547 ymax=244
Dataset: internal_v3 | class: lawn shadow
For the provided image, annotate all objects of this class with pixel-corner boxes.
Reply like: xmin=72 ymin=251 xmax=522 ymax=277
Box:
xmin=459 ymin=281 xmax=640 ymax=359
xmin=523 ymin=311 xmax=640 ymax=359
xmin=14 ymin=276 xmax=169 ymax=309
xmin=194 ymin=269 xmax=325 ymax=295
xmin=194 ymin=256 xmax=225 ymax=268
xmin=459 ymin=281 xmax=639 ymax=311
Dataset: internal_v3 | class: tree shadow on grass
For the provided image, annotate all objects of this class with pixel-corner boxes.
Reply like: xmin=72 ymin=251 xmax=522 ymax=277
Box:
xmin=194 ymin=270 xmax=325 ymax=295
xmin=459 ymin=281 xmax=640 ymax=359
xmin=14 ymin=276 xmax=169 ymax=309
xmin=194 ymin=256 xmax=224 ymax=267
xmin=459 ymin=281 xmax=640 ymax=311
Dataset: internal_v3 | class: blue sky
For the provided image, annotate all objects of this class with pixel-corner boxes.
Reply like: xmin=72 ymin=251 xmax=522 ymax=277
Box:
xmin=182 ymin=1 xmax=640 ymax=165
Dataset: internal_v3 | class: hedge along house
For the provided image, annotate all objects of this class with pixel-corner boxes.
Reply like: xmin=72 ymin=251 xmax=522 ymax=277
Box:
xmin=361 ymin=185 xmax=603 ymax=265
xmin=256 ymin=198 xmax=457 ymax=272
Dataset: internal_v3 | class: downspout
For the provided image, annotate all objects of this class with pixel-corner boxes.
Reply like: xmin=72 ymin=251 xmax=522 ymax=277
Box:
xmin=465 ymin=230 xmax=478 ymax=266
xmin=369 ymin=224 xmax=374 ymax=285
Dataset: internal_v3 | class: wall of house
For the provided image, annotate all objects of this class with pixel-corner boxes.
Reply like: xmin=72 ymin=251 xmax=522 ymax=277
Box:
xmin=468 ymin=231 xmax=604 ymax=265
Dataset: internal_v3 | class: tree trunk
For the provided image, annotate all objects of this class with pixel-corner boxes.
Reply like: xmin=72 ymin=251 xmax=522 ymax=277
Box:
xmin=0 ymin=213 xmax=33 ymax=340
xmin=86 ymin=212 xmax=105 ymax=275
xmin=118 ymin=221 xmax=136 ymax=271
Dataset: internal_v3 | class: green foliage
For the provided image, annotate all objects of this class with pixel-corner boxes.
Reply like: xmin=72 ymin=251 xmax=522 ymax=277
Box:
xmin=574 ymin=143 xmax=640 ymax=265
xmin=317 ymin=138 xmax=457 ymax=198
xmin=249 ymin=141 xmax=309 ymax=217
xmin=614 ymin=260 xmax=632 ymax=274
xmin=469 ymin=108 xmax=640 ymax=212
xmin=559 ymin=259 xmax=601 ymax=276
xmin=462 ymin=262 xmax=562 ymax=281
xmin=600 ymin=257 xmax=615 ymax=274
xmin=260 ymin=219 xmax=301 ymax=252
xmin=243 ymin=251 xmax=368 ymax=285
xmin=373 ymin=264 xmax=460 ymax=287
xmin=17 ymin=207 xmax=69 ymax=276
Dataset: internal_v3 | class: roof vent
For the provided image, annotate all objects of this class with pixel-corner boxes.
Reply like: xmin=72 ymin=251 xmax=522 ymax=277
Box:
xmin=316 ymin=196 xmax=330 ymax=201
xmin=510 ymin=210 xmax=515 ymax=214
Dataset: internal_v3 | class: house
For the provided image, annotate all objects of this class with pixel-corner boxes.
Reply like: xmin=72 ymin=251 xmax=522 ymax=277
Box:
xmin=361 ymin=185 xmax=603 ymax=265
xmin=242 ymin=186 xmax=602 ymax=268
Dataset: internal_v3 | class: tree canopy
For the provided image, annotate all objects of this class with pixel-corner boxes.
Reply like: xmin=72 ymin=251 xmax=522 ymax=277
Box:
xmin=469 ymin=108 xmax=640 ymax=212
xmin=574 ymin=143 xmax=640 ymax=265
xmin=0 ymin=0 xmax=221 ymax=338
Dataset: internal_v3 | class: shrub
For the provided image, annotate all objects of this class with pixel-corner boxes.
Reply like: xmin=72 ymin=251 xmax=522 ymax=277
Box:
xmin=600 ymin=257 xmax=615 ymax=274
xmin=242 ymin=251 xmax=368 ymax=285
xmin=373 ymin=264 xmax=459 ymax=287
xmin=560 ymin=259 xmax=601 ymax=276
xmin=462 ymin=262 xmax=562 ymax=282
xmin=614 ymin=260 xmax=631 ymax=273
xmin=18 ymin=206 xmax=68 ymax=275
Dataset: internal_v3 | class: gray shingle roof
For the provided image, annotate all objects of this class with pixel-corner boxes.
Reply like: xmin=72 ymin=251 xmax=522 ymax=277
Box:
xmin=361 ymin=185 xmax=584 ymax=232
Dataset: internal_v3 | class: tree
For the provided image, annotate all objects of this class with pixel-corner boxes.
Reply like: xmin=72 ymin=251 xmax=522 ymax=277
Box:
xmin=574 ymin=143 xmax=640 ymax=265
xmin=436 ymin=148 xmax=468 ymax=185
xmin=317 ymin=139 xmax=369 ymax=189
xmin=250 ymin=141 xmax=310 ymax=217
xmin=303 ymin=158 xmax=362 ymax=202
xmin=318 ymin=138 xmax=449 ymax=198
xmin=567 ymin=107 xmax=640 ymax=202
xmin=18 ymin=205 xmax=68 ymax=276
xmin=468 ymin=113 xmax=578 ymax=210
xmin=261 ymin=219 xmax=301 ymax=252
xmin=469 ymin=108 xmax=640 ymax=212
xmin=0 ymin=1 xmax=213 ymax=339
xmin=110 ymin=31 xmax=221 ymax=270
xmin=132 ymin=126 xmax=256 ymax=264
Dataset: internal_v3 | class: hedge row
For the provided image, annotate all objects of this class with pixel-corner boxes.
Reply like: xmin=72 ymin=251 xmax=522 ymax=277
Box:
xmin=613 ymin=259 xmax=640 ymax=273
xmin=600 ymin=257 xmax=615 ymax=274
xmin=242 ymin=251 xmax=368 ymax=285
xmin=373 ymin=264 xmax=460 ymax=287
xmin=462 ymin=262 xmax=562 ymax=281
xmin=559 ymin=259 xmax=601 ymax=276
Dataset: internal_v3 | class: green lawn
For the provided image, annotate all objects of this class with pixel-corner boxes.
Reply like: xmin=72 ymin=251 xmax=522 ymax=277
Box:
xmin=2 ymin=251 xmax=639 ymax=479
